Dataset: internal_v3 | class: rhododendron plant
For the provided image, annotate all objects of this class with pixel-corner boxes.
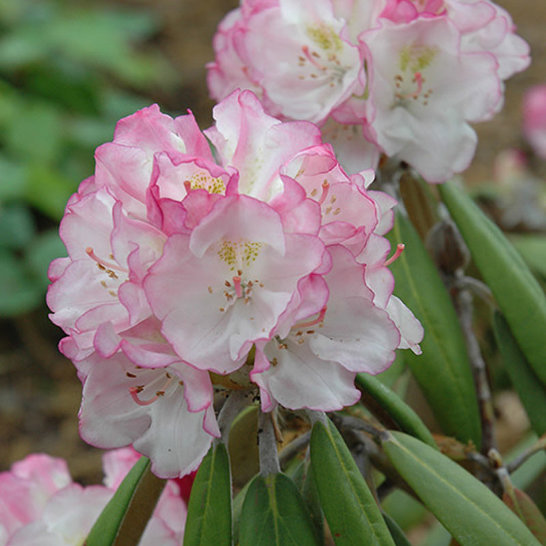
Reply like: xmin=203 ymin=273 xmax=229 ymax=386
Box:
xmin=47 ymin=89 xmax=422 ymax=479
xmin=0 ymin=450 xmax=185 ymax=546
xmin=38 ymin=0 xmax=546 ymax=543
xmin=208 ymin=0 xmax=530 ymax=181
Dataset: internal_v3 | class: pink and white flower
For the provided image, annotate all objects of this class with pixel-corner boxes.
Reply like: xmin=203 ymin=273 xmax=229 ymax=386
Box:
xmin=0 ymin=450 xmax=186 ymax=546
xmin=48 ymin=89 xmax=422 ymax=478
xmin=208 ymin=0 xmax=529 ymax=181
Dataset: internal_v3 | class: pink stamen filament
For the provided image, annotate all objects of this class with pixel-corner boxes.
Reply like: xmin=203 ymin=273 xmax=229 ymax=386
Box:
xmin=318 ymin=181 xmax=330 ymax=205
xmin=233 ymin=276 xmax=243 ymax=298
xmin=301 ymin=45 xmax=327 ymax=71
xmin=293 ymin=306 xmax=327 ymax=330
xmin=129 ymin=375 xmax=175 ymax=406
xmin=184 ymin=180 xmax=192 ymax=194
xmin=86 ymin=247 xmax=128 ymax=273
xmin=385 ymin=243 xmax=405 ymax=266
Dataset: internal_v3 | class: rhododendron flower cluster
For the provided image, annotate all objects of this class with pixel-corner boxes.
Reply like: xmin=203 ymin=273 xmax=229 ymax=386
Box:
xmin=208 ymin=0 xmax=530 ymax=182
xmin=0 ymin=449 xmax=185 ymax=546
xmin=47 ymin=89 xmax=422 ymax=478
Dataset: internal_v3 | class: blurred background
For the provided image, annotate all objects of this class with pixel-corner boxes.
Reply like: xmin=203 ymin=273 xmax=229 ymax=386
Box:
xmin=0 ymin=0 xmax=544 ymax=516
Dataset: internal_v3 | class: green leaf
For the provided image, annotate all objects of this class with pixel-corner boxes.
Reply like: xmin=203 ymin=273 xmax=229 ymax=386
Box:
xmin=387 ymin=211 xmax=481 ymax=447
xmin=232 ymin=479 xmax=252 ymax=545
xmin=382 ymin=431 xmax=541 ymax=546
xmin=239 ymin=473 xmax=320 ymax=546
xmin=493 ymin=312 xmax=546 ymax=436
xmin=285 ymin=458 xmax=324 ymax=544
xmin=509 ymin=234 xmax=546 ymax=281
xmin=184 ymin=443 xmax=232 ymax=546
xmin=382 ymin=512 xmax=412 ymax=546
xmin=310 ymin=419 xmax=395 ymax=546
xmin=86 ymin=456 xmax=167 ymax=546
xmin=440 ymin=181 xmax=546 ymax=385
xmin=356 ymin=373 xmax=436 ymax=448
xmin=382 ymin=489 xmax=427 ymax=531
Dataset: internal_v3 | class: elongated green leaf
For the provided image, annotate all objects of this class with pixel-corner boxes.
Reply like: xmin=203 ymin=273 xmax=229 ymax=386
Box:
xmin=356 ymin=373 xmax=436 ymax=448
xmin=382 ymin=512 xmax=412 ymax=546
xmin=509 ymin=233 xmax=546 ymax=282
xmin=285 ymin=458 xmax=324 ymax=543
xmin=86 ymin=456 xmax=166 ymax=546
xmin=239 ymin=473 xmax=319 ymax=546
xmin=310 ymin=419 xmax=395 ymax=546
xmin=184 ymin=443 xmax=232 ymax=546
xmin=382 ymin=432 xmax=541 ymax=546
xmin=387 ymin=212 xmax=481 ymax=446
xmin=440 ymin=181 xmax=546 ymax=384
xmin=493 ymin=312 xmax=546 ymax=435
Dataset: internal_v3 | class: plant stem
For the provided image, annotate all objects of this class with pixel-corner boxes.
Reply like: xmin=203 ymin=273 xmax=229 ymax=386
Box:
xmin=506 ymin=435 xmax=546 ymax=474
xmin=216 ymin=390 xmax=249 ymax=445
xmin=258 ymin=411 xmax=280 ymax=475
xmin=455 ymin=283 xmax=497 ymax=456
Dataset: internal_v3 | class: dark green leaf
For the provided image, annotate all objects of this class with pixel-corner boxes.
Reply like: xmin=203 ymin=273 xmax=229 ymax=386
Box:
xmin=382 ymin=432 xmax=541 ymax=546
xmin=184 ymin=443 xmax=232 ymax=546
xmin=239 ymin=473 xmax=319 ymax=546
xmin=440 ymin=181 xmax=546 ymax=384
xmin=387 ymin=212 xmax=481 ymax=446
xmin=493 ymin=312 xmax=546 ymax=436
xmin=509 ymin=234 xmax=546 ymax=281
xmin=356 ymin=373 xmax=436 ymax=448
xmin=310 ymin=419 xmax=395 ymax=545
xmin=382 ymin=489 xmax=427 ymax=532
xmin=86 ymin=456 xmax=166 ymax=546
xmin=382 ymin=512 xmax=412 ymax=546
xmin=285 ymin=458 xmax=324 ymax=544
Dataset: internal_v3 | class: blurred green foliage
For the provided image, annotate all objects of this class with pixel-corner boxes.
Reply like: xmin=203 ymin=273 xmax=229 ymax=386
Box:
xmin=0 ymin=0 xmax=173 ymax=316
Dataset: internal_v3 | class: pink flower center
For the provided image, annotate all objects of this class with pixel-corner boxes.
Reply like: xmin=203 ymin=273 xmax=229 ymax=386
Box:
xmin=393 ymin=44 xmax=437 ymax=107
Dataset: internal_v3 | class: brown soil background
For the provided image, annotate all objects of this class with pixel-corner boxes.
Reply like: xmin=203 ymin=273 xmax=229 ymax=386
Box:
xmin=0 ymin=0 xmax=544 ymax=490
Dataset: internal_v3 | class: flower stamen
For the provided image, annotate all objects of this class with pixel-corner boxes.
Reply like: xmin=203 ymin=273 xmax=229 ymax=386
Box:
xmin=86 ymin=247 xmax=128 ymax=273
xmin=293 ymin=306 xmax=327 ymax=330
xmin=385 ymin=243 xmax=405 ymax=266
xmin=128 ymin=373 xmax=175 ymax=406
